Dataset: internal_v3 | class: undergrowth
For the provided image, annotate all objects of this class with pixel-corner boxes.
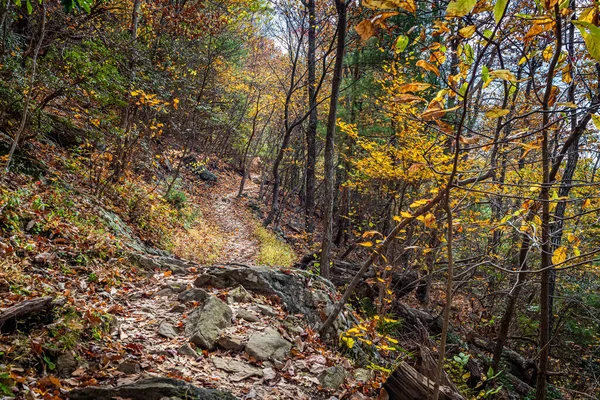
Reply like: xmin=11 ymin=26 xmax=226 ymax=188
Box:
xmin=254 ymin=225 xmax=295 ymax=267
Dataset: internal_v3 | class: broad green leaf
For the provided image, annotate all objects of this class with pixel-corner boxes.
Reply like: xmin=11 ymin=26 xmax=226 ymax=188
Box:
xmin=573 ymin=21 xmax=600 ymax=60
xmin=26 ymin=0 xmax=32 ymax=14
xmin=482 ymin=65 xmax=490 ymax=82
xmin=395 ymin=35 xmax=409 ymax=52
xmin=446 ymin=0 xmax=477 ymax=17
xmin=493 ymin=0 xmax=508 ymax=24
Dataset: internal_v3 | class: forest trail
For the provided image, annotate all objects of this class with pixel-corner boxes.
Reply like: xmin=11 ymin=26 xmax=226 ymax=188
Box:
xmin=207 ymin=177 xmax=259 ymax=264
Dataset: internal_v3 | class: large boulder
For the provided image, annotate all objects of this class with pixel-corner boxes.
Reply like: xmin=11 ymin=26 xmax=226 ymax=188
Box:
xmin=69 ymin=377 xmax=237 ymax=400
xmin=184 ymin=296 xmax=232 ymax=350
xmin=194 ymin=265 xmax=348 ymax=329
xmin=245 ymin=328 xmax=291 ymax=361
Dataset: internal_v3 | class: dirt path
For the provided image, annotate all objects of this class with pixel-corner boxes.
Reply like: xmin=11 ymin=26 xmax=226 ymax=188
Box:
xmin=208 ymin=178 xmax=259 ymax=264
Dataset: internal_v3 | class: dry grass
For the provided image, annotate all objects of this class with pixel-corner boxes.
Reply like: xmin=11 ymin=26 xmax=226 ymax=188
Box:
xmin=171 ymin=221 xmax=225 ymax=265
xmin=254 ymin=225 xmax=295 ymax=267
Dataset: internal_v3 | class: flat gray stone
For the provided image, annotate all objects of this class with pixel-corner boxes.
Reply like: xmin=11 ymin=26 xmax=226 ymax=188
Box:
xmin=117 ymin=361 xmax=141 ymax=375
xmin=254 ymin=304 xmax=276 ymax=317
xmin=245 ymin=328 xmax=291 ymax=361
xmin=178 ymin=288 xmax=209 ymax=303
xmin=177 ymin=343 xmax=197 ymax=357
xmin=237 ymin=309 xmax=259 ymax=323
xmin=217 ymin=334 xmax=245 ymax=351
xmin=159 ymin=322 xmax=178 ymax=339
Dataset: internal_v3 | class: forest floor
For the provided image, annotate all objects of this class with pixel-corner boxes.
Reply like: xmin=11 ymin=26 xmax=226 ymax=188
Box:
xmin=0 ymin=160 xmax=374 ymax=399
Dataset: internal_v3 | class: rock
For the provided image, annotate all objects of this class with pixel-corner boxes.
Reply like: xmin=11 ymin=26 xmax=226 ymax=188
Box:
xmin=254 ymin=304 xmax=276 ymax=317
xmin=199 ymin=168 xmax=218 ymax=182
xmin=129 ymin=253 xmax=161 ymax=270
xmin=217 ymin=334 xmax=245 ymax=351
xmin=245 ymin=328 xmax=291 ymax=361
xmin=184 ymin=296 xmax=232 ymax=350
xmin=69 ymin=377 xmax=237 ymax=400
xmin=178 ymin=288 xmax=209 ymax=303
xmin=193 ymin=265 xmax=348 ymax=329
xmin=319 ymin=366 xmax=346 ymax=389
xmin=155 ymin=288 xmax=174 ymax=297
xmin=170 ymin=304 xmax=186 ymax=313
xmin=262 ymin=367 xmax=276 ymax=380
xmin=159 ymin=322 xmax=179 ymax=339
xmin=353 ymin=368 xmax=373 ymax=383
xmin=236 ymin=309 xmax=259 ymax=323
xmin=178 ymin=343 xmax=197 ymax=357
xmin=56 ymin=352 xmax=78 ymax=377
xmin=117 ymin=361 xmax=141 ymax=375
xmin=226 ymin=286 xmax=253 ymax=303
xmin=177 ymin=343 xmax=197 ymax=357
xmin=166 ymin=283 xmax=187 ymax=293
xmin=212 ymin=357 xmax=262 ymax=377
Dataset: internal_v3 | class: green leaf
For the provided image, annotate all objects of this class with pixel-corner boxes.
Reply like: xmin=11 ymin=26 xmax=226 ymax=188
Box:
xmin=446 ymin=0 xmax=477 ymax=17
xmin=395 ymin=35 xmax=409 ymax=53
xmin=573 ymin=21 xmax=600 ymax=60
xmin=78 ymin=0 xmax=91 ymax=13
xmin=26 ymin=0 xmax=31 ymax=14
xmin=482 ymin=65 xmax=489 ymax=82
xmin=493 ymin=0 xmax=508 ymax=24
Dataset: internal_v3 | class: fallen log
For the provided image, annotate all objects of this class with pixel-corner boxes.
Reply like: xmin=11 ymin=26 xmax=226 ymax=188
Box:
xmin=0 ymin=296 xmax=56 ymax=331
xmin=383 ymin=361 xmax=465 ymax=400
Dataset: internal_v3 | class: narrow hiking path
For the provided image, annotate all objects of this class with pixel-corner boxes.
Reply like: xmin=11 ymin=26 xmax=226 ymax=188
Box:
xmin=206 ymin=176 xmax=259 ymax=264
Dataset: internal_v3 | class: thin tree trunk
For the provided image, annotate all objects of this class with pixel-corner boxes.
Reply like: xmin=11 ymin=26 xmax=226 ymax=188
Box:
xmin=305 ymin=0 xmax=317 ymax=233
xmin=536 ymin=8 xmax=562 ymax=399
xmin=433 ymin=199 xmax=454 ymax=400
xmin=320 ymin=0 xmax=347 ymax=280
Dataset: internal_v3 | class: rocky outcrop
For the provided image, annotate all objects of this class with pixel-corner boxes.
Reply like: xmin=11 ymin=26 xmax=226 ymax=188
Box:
xmin=193 ymin=265 xmax=349 ymax=329
xmin=184 ymin=296 xmax=232 ymax=349
xmin=69 ymin=377 xmax=237 ymax=400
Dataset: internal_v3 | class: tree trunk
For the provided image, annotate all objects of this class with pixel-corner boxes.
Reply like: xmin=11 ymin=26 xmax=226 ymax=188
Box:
xmin=305 ymin=0 xmax=317 ymax=234
xmin=320 ymin=0 xmax=347 ymax=280
xmin=536 ymin=9 xmax=562 ymax=399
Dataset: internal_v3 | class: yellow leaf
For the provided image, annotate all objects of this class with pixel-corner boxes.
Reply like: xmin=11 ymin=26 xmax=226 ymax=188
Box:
xmin=582 ymin=198 xmax=591 ymax=210
xmin=392 ymin=94 xmax=425 ymax=102
xmin=489 ymin=69 xmax=516 ymax=82
xmin=399 ymin=211 xmax=413 ymax=218
xmin=591 ymin=115 xmax=600 ymax=130
xmin=446 ymin=0 xmax=477 ymax=17
xmin=542 ymin=44 xmax=554 ymax=61
xmin=485 ymin=108 xmax=510 ymax=119
xmin=552 ymin=246 xmax=567 ymax=265
xmin=409 ymin=199 xmax=428 ymax=208
xmin=523 ymin=24 xmax=543 ymax=40
xmin=416 ymin=60 xmax=440 ymax=76
xmin=458 ymin=25 xmax=476 ymax=38
xmin=359 ymin=241 xmax=373 ymax=247
xmin=398 ymin=82 xmax=431 ymax=93
xmin=355 ymin=20 xmax=376 ymax=41
xmin=363 ymin=0 xmax=416 ymax=13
